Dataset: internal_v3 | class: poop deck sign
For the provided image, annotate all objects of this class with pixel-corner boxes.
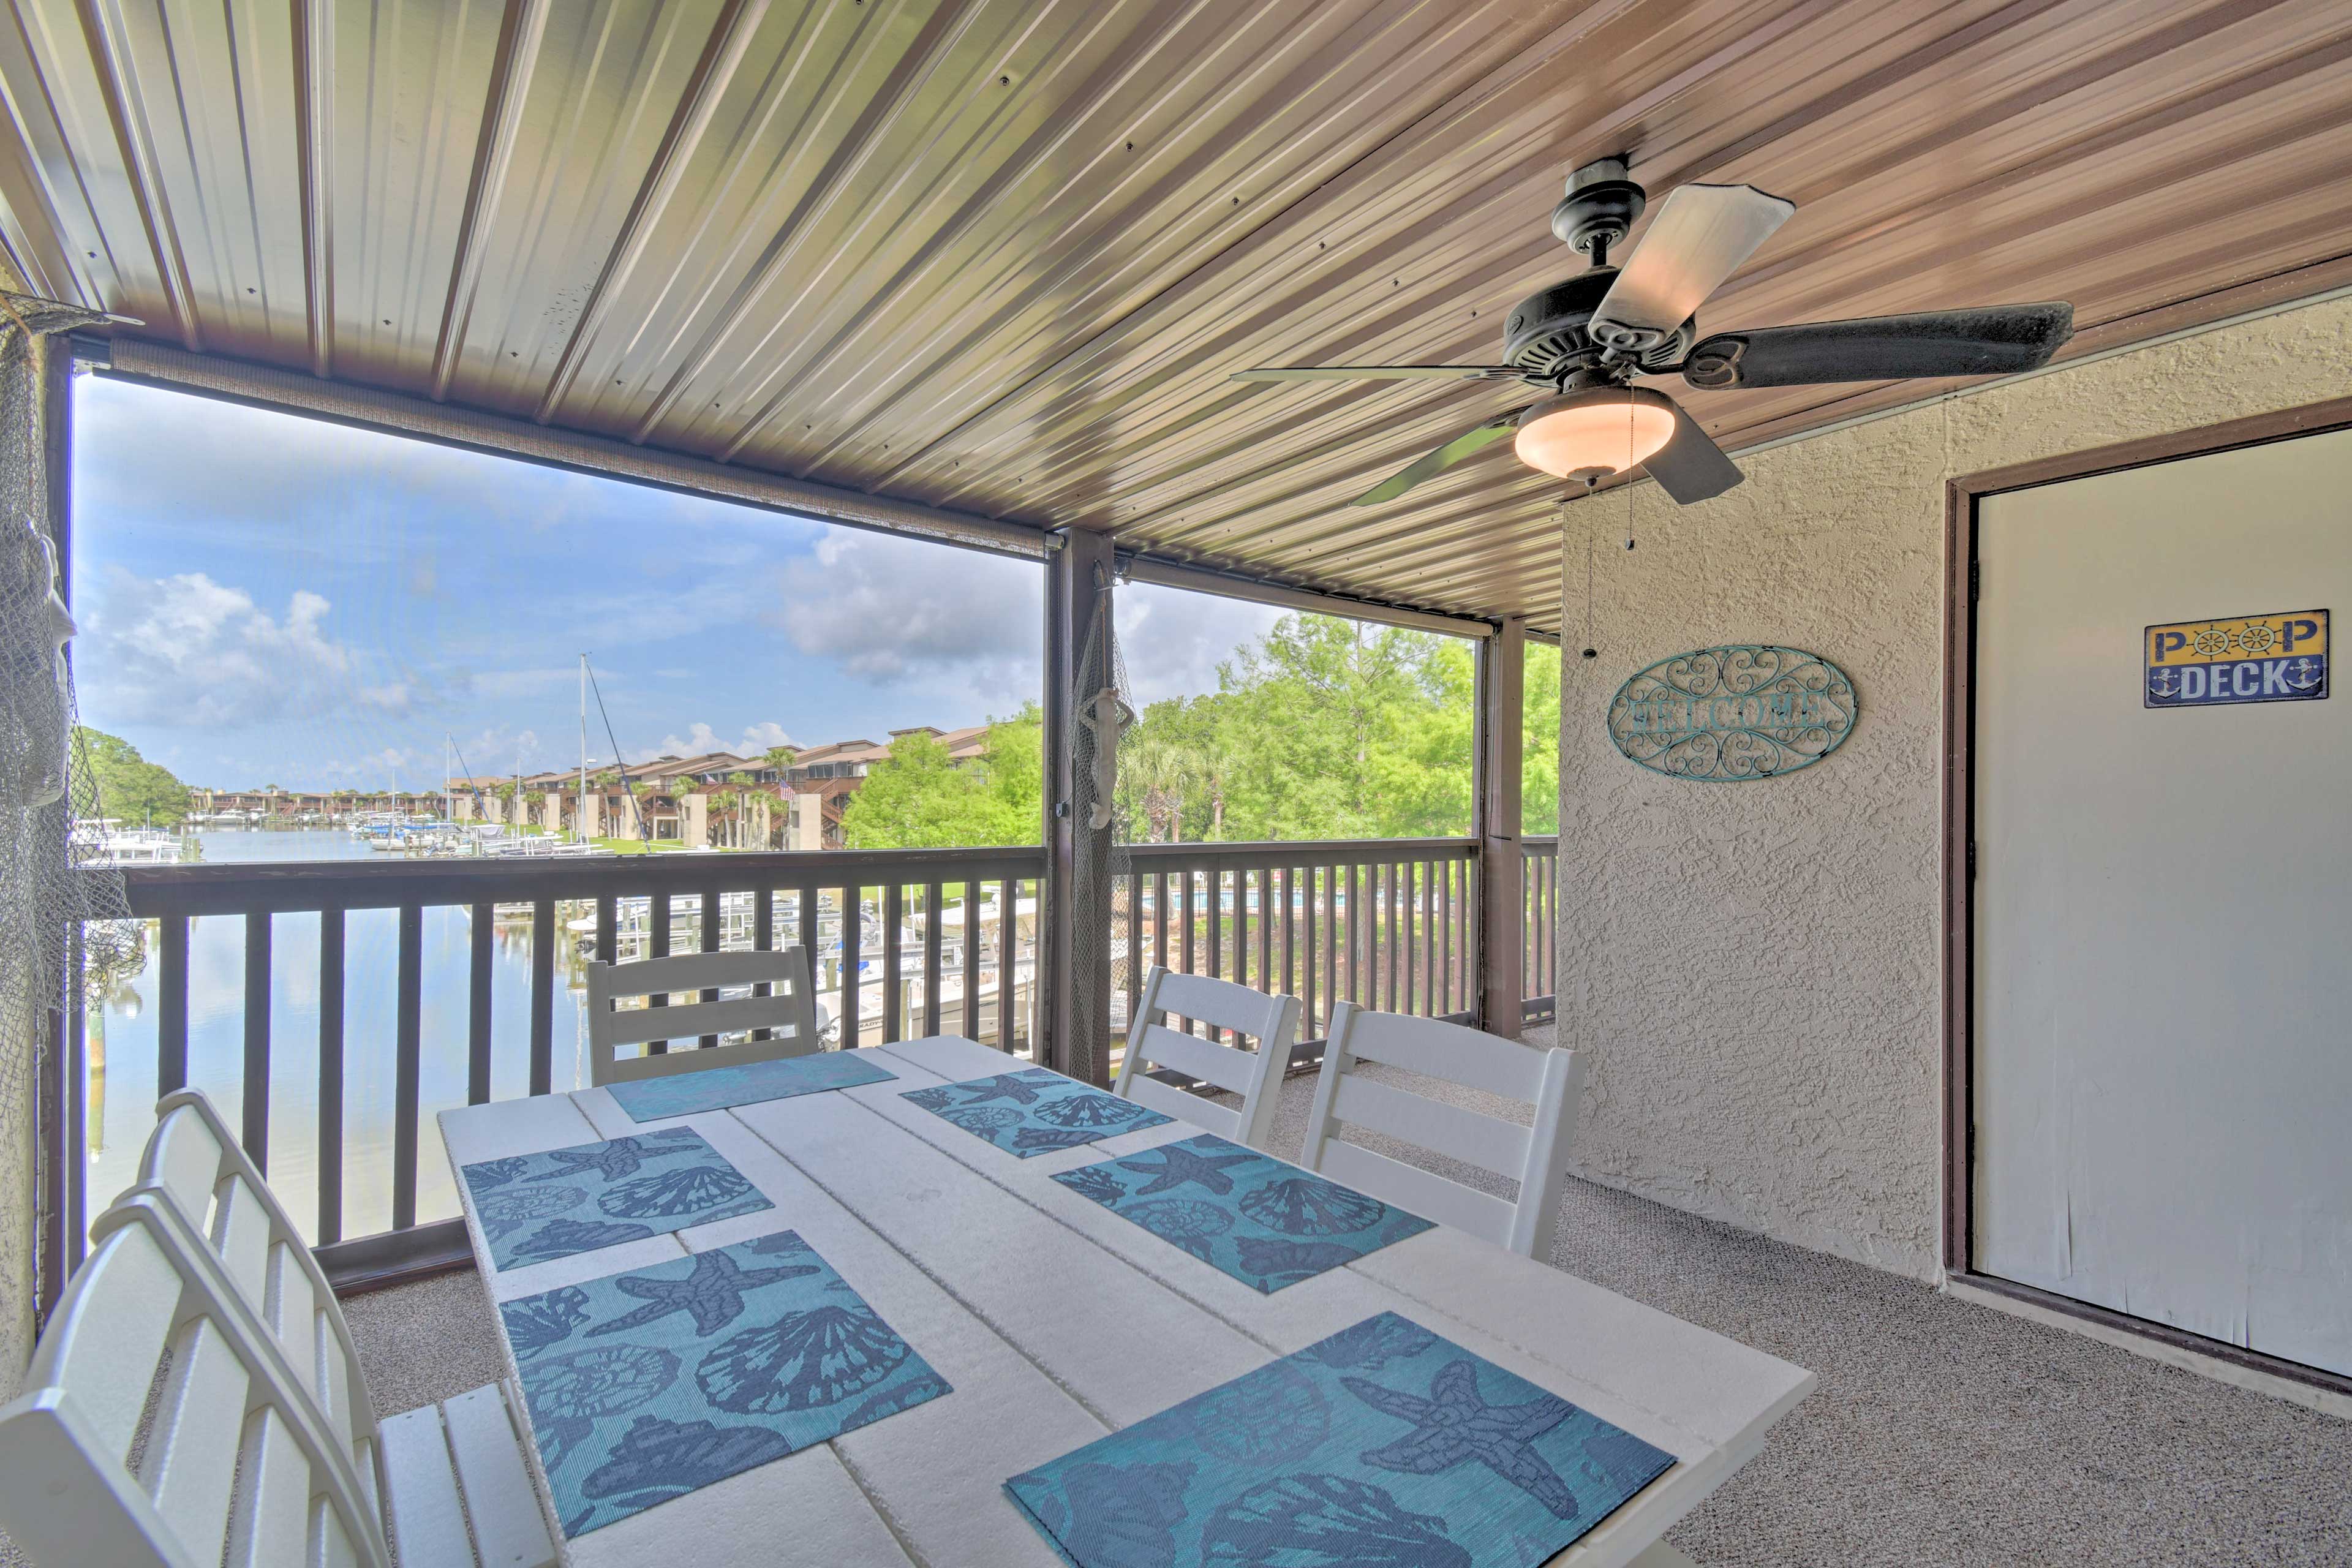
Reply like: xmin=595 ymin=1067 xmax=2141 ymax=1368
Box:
xmin=2144 ymin=611 xmax=2328 ymax=709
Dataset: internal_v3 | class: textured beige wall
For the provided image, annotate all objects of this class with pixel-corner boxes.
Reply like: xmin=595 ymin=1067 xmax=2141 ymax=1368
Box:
xmin=1556 ymin=293 xmax=2352 ymax=1282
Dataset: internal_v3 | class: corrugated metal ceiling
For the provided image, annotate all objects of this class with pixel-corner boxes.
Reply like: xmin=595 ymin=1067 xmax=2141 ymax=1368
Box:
xmin=3 ymin=0 xmax=2348 ymax=633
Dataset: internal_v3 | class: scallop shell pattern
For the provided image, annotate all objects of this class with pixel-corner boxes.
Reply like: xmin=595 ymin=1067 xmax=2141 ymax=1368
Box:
xmin=1238 ymin=1176 xmax=1387 ymax=1235
xmin=696 ymin=1302 xmax=910 ymax=1414
xmin=1035 ymin=1091 xmax=1150 ymax=1128
xmin=598 ymin=1162 xmax=756 ymax=1218
xmin=1202 ymin=1473 xmax=1470 ymax=1568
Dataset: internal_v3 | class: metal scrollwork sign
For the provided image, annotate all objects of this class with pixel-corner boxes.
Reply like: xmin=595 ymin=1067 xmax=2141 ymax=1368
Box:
xmin=1608 ymin=646 xmax=1855 ymax=780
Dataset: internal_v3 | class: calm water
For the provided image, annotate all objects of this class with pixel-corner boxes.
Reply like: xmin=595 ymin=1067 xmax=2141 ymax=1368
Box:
xmin=88 ymin=829 xmax=597 ymax=1242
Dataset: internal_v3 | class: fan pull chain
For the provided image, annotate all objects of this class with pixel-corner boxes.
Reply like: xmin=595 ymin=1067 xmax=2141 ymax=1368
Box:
xmin=1581 ymin=516 xmax=1597 ymax=661
xmin=1624 ymin=386 xmax=1638 ymax=553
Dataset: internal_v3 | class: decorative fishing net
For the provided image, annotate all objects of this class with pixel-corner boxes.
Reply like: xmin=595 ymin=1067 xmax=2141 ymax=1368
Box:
xmin=1065 ymin=566 xmax=1134 ymax=1085
xmin=0 ymin=302 xmax=134 ymax=1382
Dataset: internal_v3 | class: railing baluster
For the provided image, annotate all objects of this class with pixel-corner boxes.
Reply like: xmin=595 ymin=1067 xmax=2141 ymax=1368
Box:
xmin=797 ymin=883 xmax=818 ymax=979
xmin=1153 ymin=870 xmax=1169 ymax=974
xmin=392 ymin=905 xmax=421 ymax=1231
xmin=842 ymin=881 xmax=864 ymax=1049
xmin=922 ymin=880 xmax=943 ymax=1038
xmin=529 ymin=900 xmax=554 ymax=1096
xmin=647 ymin=886 xmax=671 ymax=1054
xmin=1436 ymin=859 xmax=1449 ymax=1014
xmin=317 ymin=908 xmax=344 ymax=1245
xmin=963 ymin=878 xmax=981 ymax=1040
xmin=997 ymin=876 xmax=1016 ymax=1052
xmin=699 ymin=887 xmax=720 ymax=1049
xmin=1255 ymin=865 xmax=1272 ymax=1001
xmin=467 ymin=902 xmax=492 ymax=1104
xmin=752 ymin=886 xmax=774 ymax=1041
xmin=1281 ymin=865 xmax=1297 ymax=1008
xmin=1309 ymin=865 xmax=1326 ymax=1030
xmin=158 ymin=913 xmax=189 ymax=1094
xmin=1178 ymin=867 xmax=1194 ymax=985
xmin=243 ymin=912 xmax=271 ymax=1174
xmin=882 ymin=880 xmax=905 ymax=1043
xmin=596 ymin=891 xmax=617 ymax=970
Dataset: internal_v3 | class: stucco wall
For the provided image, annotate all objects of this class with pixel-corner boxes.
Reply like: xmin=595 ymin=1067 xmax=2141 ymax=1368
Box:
xmin=1555 ymin=293 xmax=2352 ymax=1282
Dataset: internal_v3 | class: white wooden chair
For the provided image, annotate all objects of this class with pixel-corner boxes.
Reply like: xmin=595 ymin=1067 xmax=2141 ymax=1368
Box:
xmin=1114 ymin=966 xmax=1302 ymax=1151
xmin=1300 ymin=1004 xmax=1582 ymax=1259
xmin=584 ymin=945 xmax=820 ymax=1087
xmin=0 ymin=1088 xmax=558 ymax=1567
xmin=0 ymin=1196 xmax=392 ymax=1568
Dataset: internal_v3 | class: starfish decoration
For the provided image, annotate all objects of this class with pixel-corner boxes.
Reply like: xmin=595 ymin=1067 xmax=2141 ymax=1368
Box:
xmin=956 ymin=1073 xmax=1047 ymax=1107
xmin=1344 ymin=1359 xmax=1581 ymax=1519
xmin=1117 ymin=1141 xmax=1257 ymax=1197
xmin=586 ymin=1249 xmax=819 ymax=1338
xmin=527 ymin=1136 xmax=698 ymax=1185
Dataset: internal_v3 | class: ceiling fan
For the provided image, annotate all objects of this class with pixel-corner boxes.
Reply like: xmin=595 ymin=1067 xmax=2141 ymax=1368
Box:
xmin=1232 ymin=157 xmax=2073 ymax=507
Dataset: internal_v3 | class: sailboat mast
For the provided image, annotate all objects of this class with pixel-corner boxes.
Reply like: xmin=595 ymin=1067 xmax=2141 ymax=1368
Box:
xmin=579 ymin=654 xmax=589 ymax=845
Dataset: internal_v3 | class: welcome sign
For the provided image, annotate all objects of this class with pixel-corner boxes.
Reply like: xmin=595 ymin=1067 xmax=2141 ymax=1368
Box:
xmin=2144 ymin=610 xmax=2328 ymax=709
xmin=1608 ymin=646 xmax=1856 ymax=780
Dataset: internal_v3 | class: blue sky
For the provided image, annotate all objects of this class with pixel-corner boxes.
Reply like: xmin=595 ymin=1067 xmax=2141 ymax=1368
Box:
xmin=70 ymin=377 xmax=1278 ymax=790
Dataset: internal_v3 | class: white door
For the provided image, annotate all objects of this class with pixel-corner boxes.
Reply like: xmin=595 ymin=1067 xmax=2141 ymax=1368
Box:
xmin=1973 ymin=426 xmax=2351 ymax=1378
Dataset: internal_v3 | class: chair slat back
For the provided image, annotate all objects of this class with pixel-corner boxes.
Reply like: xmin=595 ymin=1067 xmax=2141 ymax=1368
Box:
xmin=0 ymin=1207 xmax=386 ymax=1568
xmin=131 ymin=1093 xmax=382 ymax=1473
xmin=1302 ymin=1004 xmax=1582 ymax=1258
xmin=1114 ymin=966 xmax=1302 ymax=1150
xmin=586 ymin=946 xmax=820 ymax=1083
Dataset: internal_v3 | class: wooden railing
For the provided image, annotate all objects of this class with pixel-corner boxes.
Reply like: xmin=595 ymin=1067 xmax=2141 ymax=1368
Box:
xmin=1523 ymin=835 xmax=1559 ymax=1021
xmin=1113 ymin=839 xmax=1483 ymax=1061
xmin=90 ymin=834 xmax=1555 ymax=1287
xmin=110 ymin=847 xmax=1044 ymax=1287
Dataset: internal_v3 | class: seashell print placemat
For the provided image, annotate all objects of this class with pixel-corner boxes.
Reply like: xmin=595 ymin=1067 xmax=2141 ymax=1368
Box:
xmin=605 ymin=1049 xmax=899 ymax=1122
xmin=462 ymin=1126 xmax=773 ymax=1270
xmin=1050 ymin=1132 xmax=1431 ymax=1292
xmin=500 ymin=1231 xmax=952 ymax=1538
xmin=902 ymin=1065 xmax=1171 ymax=1158
xmin=1005 ymin=1311 xmax=1673 ymax=1567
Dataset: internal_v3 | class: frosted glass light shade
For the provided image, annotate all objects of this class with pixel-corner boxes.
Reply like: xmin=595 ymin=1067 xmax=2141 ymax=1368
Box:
xmin=1514 ymin=388 xmax=1676 ymax=478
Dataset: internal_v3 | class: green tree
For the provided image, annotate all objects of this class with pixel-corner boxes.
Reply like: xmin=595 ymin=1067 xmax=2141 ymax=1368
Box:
xmin=838 ymin=707 xmax=1041 ymax=849
xmin=1523 ymin=643 xmax=1561 ymax=834
xmin=72 ymin=728 xmax=190 ymax=827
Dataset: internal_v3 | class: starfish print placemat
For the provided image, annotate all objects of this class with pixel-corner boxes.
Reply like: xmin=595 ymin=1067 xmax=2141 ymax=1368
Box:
xmin=499 ymin=1231 xmax=952 ymax=1538
xmin=1005 ymin=1311 xmax=1673 ymax=1567
xmin=605 ymin=1050 xmax=899 ymax=1122
xmin=462 ymin=1126 xmax=773 ymax=1270
xmin=901 ymin=1065 xmax=1171 ymax=1158
xmin=1049 ymin=1132 xmax=1432 ymax=1292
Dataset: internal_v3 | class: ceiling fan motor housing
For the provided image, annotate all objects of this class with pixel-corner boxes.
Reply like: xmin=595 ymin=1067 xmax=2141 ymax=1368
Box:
xmin=1504 ymin=269 xmax=1691 ymax=383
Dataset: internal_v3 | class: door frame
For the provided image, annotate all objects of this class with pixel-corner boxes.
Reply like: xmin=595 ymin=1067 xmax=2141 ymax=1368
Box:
xmin=1942 ymin=392 xmax=2352 ymax=1398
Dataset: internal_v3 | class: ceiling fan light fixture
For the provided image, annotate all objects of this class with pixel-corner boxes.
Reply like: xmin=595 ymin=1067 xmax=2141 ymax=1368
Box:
xmin=1514 ymin=386 xmax=1676 ymax=480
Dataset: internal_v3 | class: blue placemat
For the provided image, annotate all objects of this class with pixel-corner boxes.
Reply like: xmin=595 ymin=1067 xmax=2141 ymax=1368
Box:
xmin=902 ymin=1065 xmax=1171 ymax=1158
xmin=463 ymin=1126 xmax=772 ymax=1270
xmin=1006 ymin=1311 xmax=1673 ymax=1567
xmin=606 ymin=1050 xmax=899 ymax=1121
xmin=1050 ymin=1132 xmax=1431 ymax=1292
xmin=500 ymin=1232 xmax=952 ymax=1538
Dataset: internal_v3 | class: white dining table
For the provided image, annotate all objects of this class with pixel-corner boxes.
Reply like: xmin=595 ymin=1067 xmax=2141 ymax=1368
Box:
xmin=438 ymin=1036 xmax=1812 ymax=1568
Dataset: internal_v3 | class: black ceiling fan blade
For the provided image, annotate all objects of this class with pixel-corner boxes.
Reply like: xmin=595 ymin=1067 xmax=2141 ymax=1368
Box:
xmin=1643 ymin=399 xmax=1744 ymax=504
xmin=1352 ymin=415 xmax=1523 ymax=506
xmin=1681 ymin=302 xmax=2073 ymax=389
xmin=1233 ymin=365 xmax=1517 ymax=382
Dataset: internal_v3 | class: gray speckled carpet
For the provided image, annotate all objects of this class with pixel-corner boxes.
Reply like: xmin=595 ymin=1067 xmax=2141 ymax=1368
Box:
xmin=323 ymin=1035 xmax=2352 ymax=1567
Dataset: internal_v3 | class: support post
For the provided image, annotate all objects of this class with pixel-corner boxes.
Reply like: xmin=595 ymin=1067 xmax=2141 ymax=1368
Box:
xmin=1475 ymin=616 xmax=1526 ymax=1038
xmin=1041 ymin=529 xmax=1116 ymax=1084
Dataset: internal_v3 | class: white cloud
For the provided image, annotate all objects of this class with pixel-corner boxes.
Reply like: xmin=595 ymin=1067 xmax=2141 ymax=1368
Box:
xmin=78 ymin=567 xmax=421 ymax=729
xmin=772 ymin=532 xmax=1040 ymax=694
xmin=640 ymin=720 xmax=795 ymax=761
xmin=1115 ymin=583 xmax=1285 ymax=707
